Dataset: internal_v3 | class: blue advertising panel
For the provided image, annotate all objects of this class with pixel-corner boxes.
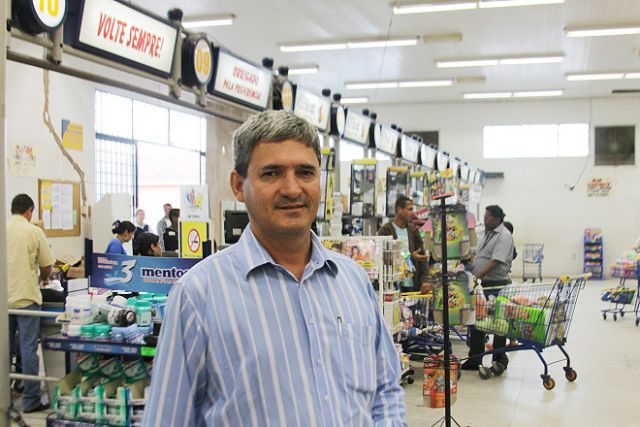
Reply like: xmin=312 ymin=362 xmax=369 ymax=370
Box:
xmin=91 ymin=253 xmax=202 ymax=294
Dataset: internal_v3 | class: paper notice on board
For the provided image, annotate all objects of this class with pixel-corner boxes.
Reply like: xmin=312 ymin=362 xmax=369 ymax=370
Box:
xmin=51 ymin=183 xmax=62 ymax=229
xmin=62 ymin=184 xmax=73 ymax=230
xmin=42 ymin=209 xmax=51 ymax=230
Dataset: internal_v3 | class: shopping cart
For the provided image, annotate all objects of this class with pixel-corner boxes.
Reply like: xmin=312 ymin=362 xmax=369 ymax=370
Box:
xmin=398 ymin=292 xmax=448 ymax=360
xmin=522 ymin=243 xmax=544 ymax=282
xmin=604 ymin=260 xmax=639 ymax=324
xmin=472 ymin=274 xmax=588 ymax=390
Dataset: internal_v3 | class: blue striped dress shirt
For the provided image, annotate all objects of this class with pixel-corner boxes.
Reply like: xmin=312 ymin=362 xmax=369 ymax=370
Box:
xmin=142 ymin=227 xmax=406 ymax=427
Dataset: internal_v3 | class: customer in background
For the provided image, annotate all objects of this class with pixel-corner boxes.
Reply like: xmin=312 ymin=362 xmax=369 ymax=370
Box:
xmin=7 ymin=194 xmax=56 ymax=413
xmin=462 ymin=205 xmax=515 ymax=371
xmin=133 ymin=232 xmax=162 ymax=257
xmin=156 ymin=203 xmax=172 ymax=250
xmin=162 ymin=208 xmax=180 ymax=253
xmin=143 ymin=111 xmax=406 ymax=426
xmin=133 ymin=208 xmax=149 ymax=242
xmin=378 ymin=196 xmax=430 ymax=292
xmin=106 ymin=220 xmax=135 ymax=254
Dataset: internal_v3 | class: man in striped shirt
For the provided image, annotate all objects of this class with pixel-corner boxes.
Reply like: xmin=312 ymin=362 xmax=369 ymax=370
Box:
xmin=143 ymin=111 xmax=407 ymax=427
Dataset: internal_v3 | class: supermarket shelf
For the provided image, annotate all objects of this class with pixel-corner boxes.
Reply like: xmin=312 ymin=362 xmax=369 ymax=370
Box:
xmin=43 ymin=334 xmax=156 ymax=357
xmin=47 ymin=416 xmax=114 ymax=427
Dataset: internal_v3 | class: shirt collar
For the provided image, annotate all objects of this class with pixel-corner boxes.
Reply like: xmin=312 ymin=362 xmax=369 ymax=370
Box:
xmin=234 ymin=226 xmax=338 ymax=280
xmin=10 ymin=214 xmax=29 ymax=224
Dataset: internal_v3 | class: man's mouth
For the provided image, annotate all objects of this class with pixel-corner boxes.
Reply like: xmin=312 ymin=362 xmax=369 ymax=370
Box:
xmin=278 ymin=204 xmax=306 ymax=210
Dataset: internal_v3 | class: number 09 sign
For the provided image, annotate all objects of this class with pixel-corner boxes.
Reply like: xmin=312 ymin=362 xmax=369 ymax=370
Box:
xmin=14 ymin=0 xmax=67 ymax=34
xmin=182 ymin=36 xmax=213 ymax=87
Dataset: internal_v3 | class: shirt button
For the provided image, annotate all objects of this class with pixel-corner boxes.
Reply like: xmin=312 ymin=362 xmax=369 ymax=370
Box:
xmin=316 ymin=358 xmax=322 ymax=366
xmin=309 ymin=318 xmax=315 ymax=324
xmin=324 ymin=395 xmax=330 ymax=402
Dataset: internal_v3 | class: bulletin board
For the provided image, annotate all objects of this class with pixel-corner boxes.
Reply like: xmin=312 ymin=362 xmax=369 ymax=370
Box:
xmin=38 ymin=179 xmax=81 ymax=237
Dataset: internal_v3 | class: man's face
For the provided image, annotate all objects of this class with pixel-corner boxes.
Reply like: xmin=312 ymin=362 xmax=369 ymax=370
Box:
xmin=396 ymin=201 xmax=414 ymax=224
xmin=484 ymin=210 xmax=499 ymax=231
xmin=230 ymin=139 xmax=320 ymax=240
xmin=136 ymin=210 xmax=145 ymax=223
xmin=25 ymin=207 xmax=34 ymax=222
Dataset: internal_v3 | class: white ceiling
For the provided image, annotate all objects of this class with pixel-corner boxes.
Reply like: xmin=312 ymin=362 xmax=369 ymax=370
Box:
xmin=131 ymin=0 xmax=640 ymax=105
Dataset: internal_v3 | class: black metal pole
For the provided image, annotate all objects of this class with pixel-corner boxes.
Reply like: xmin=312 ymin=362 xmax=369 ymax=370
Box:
xmin=440 ymin=197 xmax=452 ymax=427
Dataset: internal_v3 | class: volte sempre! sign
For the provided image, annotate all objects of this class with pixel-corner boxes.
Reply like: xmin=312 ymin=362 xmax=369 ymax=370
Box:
xmin=73 ymin=0 xmax=179 ymax=75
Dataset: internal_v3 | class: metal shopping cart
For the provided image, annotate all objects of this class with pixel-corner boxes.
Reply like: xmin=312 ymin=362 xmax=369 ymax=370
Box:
xmin=603 ymin=260 xmax=639 ymax=324
xmin=522 ymin=243 xmax=544 ymax=282
xmin=398 ymin=292 xmax=448 ymax=360
xmin=472 ymin=274 xmax=588 ymax=389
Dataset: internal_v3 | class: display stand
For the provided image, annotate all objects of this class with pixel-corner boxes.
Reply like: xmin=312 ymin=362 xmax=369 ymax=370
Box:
xmin=431 ymin=194 xmax=460 ymax=427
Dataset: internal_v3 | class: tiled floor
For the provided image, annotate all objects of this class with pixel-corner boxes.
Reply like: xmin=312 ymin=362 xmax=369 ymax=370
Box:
xmin=11 ymin=279 xmax=640 ymax=426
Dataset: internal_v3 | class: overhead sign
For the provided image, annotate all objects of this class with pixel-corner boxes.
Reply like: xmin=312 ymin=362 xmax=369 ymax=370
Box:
xmin=281 ymin=81 xmax=294 ymax=111
xmin=293 ymin=88 xmax=331 ymax=131
xmin=180 ymin=221 xmax=209 ymax=258
xmin=210 ymin=49 xmax=272 ymax=110
xmin=182 ymin=37 xmax=213 ymax=87
xmin=14 ymin=0 xmax=68 ymax=34
xmin=69 ymin=0 xmax=179 ymax=76
xmin=437 ymin=151 xmax=450 ymax=171
xmin=377 ymin=126 xmax=399 ymax=156
xmin=91 ymin=252 xmax=201 ymax=294
xmin=400 ymin=135 xmax=420 ymax=163
xmin=421 ymin=144 xmax=437 ymax=169
xmin=180 ymin=185 xmax=209 ymax=221
xmin=343 ymin=110 xmax=371 ymax=145
xmin=330 ymin=104 xmax=345 ymax=136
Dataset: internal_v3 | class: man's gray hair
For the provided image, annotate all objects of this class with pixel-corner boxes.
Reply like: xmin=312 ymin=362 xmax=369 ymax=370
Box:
xmin=232 ymin=110 xmax=321 ymax=177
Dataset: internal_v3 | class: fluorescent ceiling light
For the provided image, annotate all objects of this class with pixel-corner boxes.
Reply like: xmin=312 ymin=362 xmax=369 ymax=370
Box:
xmin=182 ymin=14 xmax=234 ymax=29
xmin=499 ymin=55 xmax=563 ymax=65
xmin=348 ymin=38 xmax=418 ymax=49
xmin=624 ymin=72 xmax=640 ymax=79
xmin=566 ymin=73 xmax=625 ymax=81
xmin=437 ymin=59 xmax=499 ymax=68
xmin=346 ymin=82 xmax=399 ymax=90
xmin=513 ymin=90 xmax=563 ymax=97
xmin=393 ymin=1 xmax=477 ymax=15
xmin=566 ymin=25 xmax=640 ymax=38
xmin=463 ymin=92 xmax=512 ymax=99
xmin=479 ymin=0 xmax=564 ymax=9
xmin=287 ymin=65 xmax=319 ymax=75
xmin=436 ymin=54 xmax=563 ymax=68
xmin=398 ymin=79 xmax=453 ymax=87
xmin=279 ymin=42 xmax=348 ymax=52
xmin=341 ymin=97 xmax=369 ymax=104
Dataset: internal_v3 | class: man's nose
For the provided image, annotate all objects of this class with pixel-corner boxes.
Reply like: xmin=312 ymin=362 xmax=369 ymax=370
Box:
xmin=279 ymin=171 xmax=303 ymax=198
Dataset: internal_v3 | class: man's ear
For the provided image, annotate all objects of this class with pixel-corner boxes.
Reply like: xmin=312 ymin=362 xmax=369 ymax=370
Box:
xmin=230 ymin=169 xmax=245 ymax=203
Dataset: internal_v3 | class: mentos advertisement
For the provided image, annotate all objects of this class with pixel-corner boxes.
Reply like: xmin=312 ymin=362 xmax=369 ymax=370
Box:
xmin=91 ymin=253 xmax=201 ymax=293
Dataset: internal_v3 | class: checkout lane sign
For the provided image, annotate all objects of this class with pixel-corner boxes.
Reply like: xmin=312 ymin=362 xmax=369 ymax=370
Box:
xmin=33 ymin=0 xmax=67 ymax=28
xmin=14 ymin=0 xmax=67 ymax=34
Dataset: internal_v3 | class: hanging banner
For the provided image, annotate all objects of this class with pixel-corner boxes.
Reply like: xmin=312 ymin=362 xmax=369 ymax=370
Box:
xmin=587 ymin=178 xmax=612 ymax=197
xmin=67 ymin=0 xmax=179 ymax=76
xmin=8 ymin=143 xmax=37 ymax=177
xmin=343 ymin=110 xmax=371 ymax=145
xmin=180 ymin=185 xmax=209 ymax=220
xmin=209 ymin=49 xmax=272 ymax=110
xmin=400 ymin=135 xmax=420 ymax=163
xmin=91 ymin=253 xmax=201 ymax=293
xmin=180 ymin=221 xmax=209 ymax=259
xmin=293 ymin=88 xmax=331 ymax=131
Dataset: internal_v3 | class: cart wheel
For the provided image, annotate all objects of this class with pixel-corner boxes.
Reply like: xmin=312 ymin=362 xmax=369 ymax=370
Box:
xmin=478 ymin=366 xmax=491 ymax=380
xmin=543 ymin=377 xmax=556 ymax=390
xmin=407 ymin=377 xmax=415 ymax=384
xmin=620 ymin=311 xmax=625 ymax=318
xmin=635 ymin=319 xmax=639 ymax=326
xmin=564 ymin=368 xmax=577 ymax=382
xmin=490 ymin=361 xmax=505 ymax=376
xmin=613 ymin=314 xmax=617 ymax=321
xmin=602 ymin=313 xmax=607 ymax=320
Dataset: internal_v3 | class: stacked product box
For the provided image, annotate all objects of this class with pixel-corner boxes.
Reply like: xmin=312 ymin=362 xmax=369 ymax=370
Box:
xmin=52 ymin=355 xmax=150 ymax=425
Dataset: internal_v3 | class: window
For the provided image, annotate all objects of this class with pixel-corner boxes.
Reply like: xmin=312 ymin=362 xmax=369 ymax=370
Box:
xmin=483 ymin=123 xmax=589 ymax=159
xmin=95 ymin=91 xmax=206 ymax=223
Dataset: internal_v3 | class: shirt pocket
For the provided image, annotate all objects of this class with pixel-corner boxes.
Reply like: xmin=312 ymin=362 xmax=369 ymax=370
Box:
xmin=340 ymin=323 xmax=377 ymax=394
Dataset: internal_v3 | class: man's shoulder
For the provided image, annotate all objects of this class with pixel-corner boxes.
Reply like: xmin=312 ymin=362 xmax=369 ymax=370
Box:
xmin=378 ymin=221 xmax=394 ymax=235
xmin=176 ymin=248 xmax=240 ymax=291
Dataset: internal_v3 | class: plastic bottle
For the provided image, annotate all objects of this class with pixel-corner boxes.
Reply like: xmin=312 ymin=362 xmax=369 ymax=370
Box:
xmin=135 ymin=300 xmax=152 ymax=327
